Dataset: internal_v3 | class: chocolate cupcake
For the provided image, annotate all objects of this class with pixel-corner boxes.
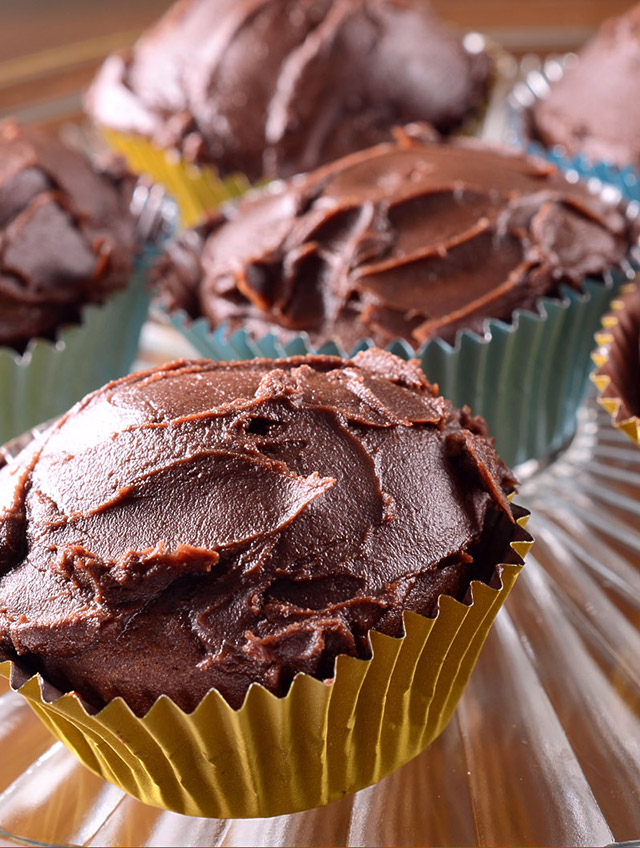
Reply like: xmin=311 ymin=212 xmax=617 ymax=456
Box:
xmin=528 ymin=5 xmax=640 ymax=170
xmin=157 ymin=133 xmax=632 ymax=349
xmin=0 ymin=351 xmax=532 ymax=817
xmin=0 ymin=119 xmax=162 ymax=443
xmin=157 ymin=132 xmax=639 ymax=466
xmin=593 ymin=283 xmax=640 ymax=445
xmin=85 ymin=0 xmax=492 ymax=224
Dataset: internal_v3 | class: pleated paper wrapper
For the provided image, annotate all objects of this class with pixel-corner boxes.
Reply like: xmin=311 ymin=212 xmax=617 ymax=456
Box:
xmin=0 ymin=244 xmax=157 ymax=444
xmin=592 ymin=281 xmax=640 ymax=446
xmin=0 ymin=508 xmax=531 ymax=819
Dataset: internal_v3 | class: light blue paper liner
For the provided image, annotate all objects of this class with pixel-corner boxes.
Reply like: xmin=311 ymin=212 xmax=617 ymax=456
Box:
xmin=0 ymin=245 xmax=158 ymax=443
xmin=163 ymin=161 xmax=639 ymax=470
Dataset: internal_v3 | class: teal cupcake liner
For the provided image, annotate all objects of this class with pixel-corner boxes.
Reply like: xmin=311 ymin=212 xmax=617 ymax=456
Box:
xmin=163 ymin=161 xmax=639 ymax=470
xmin=0 ymin=245 xmax=157 ymax=444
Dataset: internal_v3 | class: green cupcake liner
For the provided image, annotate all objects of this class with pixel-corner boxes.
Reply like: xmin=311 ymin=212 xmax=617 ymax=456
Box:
xmin=0 ymin=246 xmax=157 ymax=443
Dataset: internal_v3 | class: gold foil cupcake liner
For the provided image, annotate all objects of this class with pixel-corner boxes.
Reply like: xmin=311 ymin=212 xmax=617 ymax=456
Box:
xmin=0 ymin=509 xmax=531 ymax=819
xmin=101 ymin=128 xmax=253 ymax=228
xmin=592 ymin=282 xmax=640 ymax=446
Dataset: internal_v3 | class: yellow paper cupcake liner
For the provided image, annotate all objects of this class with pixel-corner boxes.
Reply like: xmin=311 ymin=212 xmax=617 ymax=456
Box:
xmin=0 ymin=510 xmax=531 ymax=819
xmin=101 ymin=128 xmax=253 ymax=227
xmin=592 ymin=281 xmax=640 ymax=446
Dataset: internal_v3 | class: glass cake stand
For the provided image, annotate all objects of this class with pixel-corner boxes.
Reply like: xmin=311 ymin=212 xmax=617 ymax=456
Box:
xmin=2 ymin=319 xmax=640 ymax=847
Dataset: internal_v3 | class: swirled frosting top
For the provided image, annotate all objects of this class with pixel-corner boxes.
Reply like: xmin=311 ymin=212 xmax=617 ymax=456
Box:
xmin=86 ymin=0 xmax=491 ymax=180
xmin=0 ymin=350 xmax=518 ymax=713
xmin=157 ymin=133 xmax=634 ymax=350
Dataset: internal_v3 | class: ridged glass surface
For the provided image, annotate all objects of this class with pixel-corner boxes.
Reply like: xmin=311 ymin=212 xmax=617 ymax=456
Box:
xmin=1 ymin=384 xmax=640 ymax=847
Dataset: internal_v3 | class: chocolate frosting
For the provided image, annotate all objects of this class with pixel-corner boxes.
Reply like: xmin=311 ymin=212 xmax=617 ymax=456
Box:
xmin=85 ymin=0 xmax=490 ymax=181
xmin=0 ymin=119 xmax=138 ymax=353
xmin=156 ymin=132 xmax=635 ymax=350
xmin=530 ymin=5 xmax=640 ymax=168
xmin=0 ymin=351 xmax=518 ymax=714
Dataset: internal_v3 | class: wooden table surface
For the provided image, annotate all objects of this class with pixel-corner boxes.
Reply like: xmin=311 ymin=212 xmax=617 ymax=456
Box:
xmin=0 ymin=0 xmax=634 ymax=127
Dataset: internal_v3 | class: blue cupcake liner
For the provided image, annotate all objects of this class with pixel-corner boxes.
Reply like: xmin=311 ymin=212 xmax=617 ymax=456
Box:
xmin=164 ymin=160 xmax=639 ymax=470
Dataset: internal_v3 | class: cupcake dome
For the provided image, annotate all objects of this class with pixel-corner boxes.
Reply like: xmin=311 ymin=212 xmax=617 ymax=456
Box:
xmin=0 ymin=350 xmax=518 ymax=715
xmin=86 ymin=0 xmax=491 ymax=183
xmin=156 ymin=133 xmax=636 ymax=352
xmin=529 ymin=4 xmax=640 ymax=169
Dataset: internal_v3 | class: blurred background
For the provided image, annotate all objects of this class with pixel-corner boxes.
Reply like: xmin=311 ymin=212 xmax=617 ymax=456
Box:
xmin=0 ymin=0 xmax=633 ymax=127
